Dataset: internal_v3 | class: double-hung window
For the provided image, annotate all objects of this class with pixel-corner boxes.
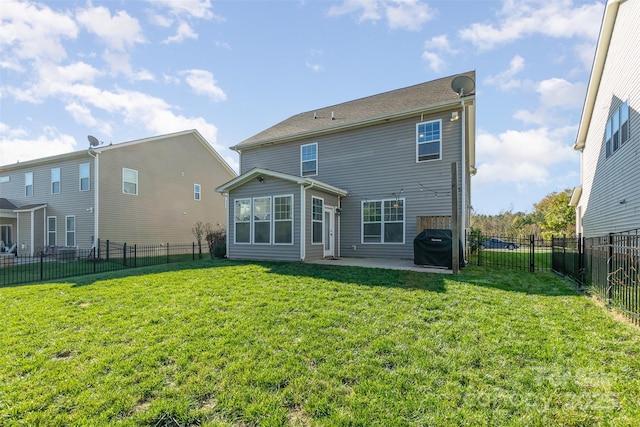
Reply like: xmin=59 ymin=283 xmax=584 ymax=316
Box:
xmin=47 ymin=216 xmax=57 ymax=246
xmin=606 ymin=100 xmax=630 ymax=158
xmin=194 ymin=184 xmax=201 ymax=201
xmin=312 ymin=197 xmax=323 ymax=244
xmin=79 ymin=163 xmax=90 ymax=191
xmin=123 ymin=168 xmax=138 ymax=195
xmin=25 ymin=172 xmax=33 ymax=197
xmin=274 ymin=195 xmax=293 ymax=244
xmin=234 ymin=199 xmax=251 ymax=243
xmin=66 ymin=216 xmax=76 ymax=247
xmin=301 ymin=143 xmax=318 ymax=176
xmin=51 ymin=168 xmax=60 ymax=194
xmin=416 ymin=120 xmax=441 ymax=162
xmin=362 ymin=199 xmax=404 ymax=243
xmin=253 ymin=197 xmax=271 ymax=244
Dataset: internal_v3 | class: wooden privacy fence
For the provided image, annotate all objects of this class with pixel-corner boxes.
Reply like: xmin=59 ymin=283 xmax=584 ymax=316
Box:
xmin=417 ymin=216 xmax=452 ymax=231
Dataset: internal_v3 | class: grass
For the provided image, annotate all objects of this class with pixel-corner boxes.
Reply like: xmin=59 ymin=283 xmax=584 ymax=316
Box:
xmin=1 ymin=260 xmax=639 ymax=426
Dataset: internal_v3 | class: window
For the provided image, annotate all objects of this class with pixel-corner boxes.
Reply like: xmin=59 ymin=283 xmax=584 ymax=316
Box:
xmin=301 ymin=143 xmax=318 ymax=176
xmin=234 ymin=199 xmax=251 ymax=243
xmin=25 ymin=172 xmax=33 ymax=197
xmin=47 ymin=216 xmax=57 ymax=246
xmin=123 ymin=168 xmax=138 ymax=195
xmin=66 ymin=216 xmax=76 ymax=247
xmin=312 ymin=197 xmax=323 ymax=244
xmin=253 ymin=197 xmax=271 ymax=244
xmin=0 ymin=176 xmax=9 ymax=183
xmin=606 ymin=100 xmax=630 ymax=158
xmin=51 ymin=168 xmax=60 ymax=194
xmin=362 ymin=199 xmax=404 ymax=244
xmin=79 ymin=163 xmax=90 ymax=191
xmin=416 ymin=120 xmax=441 ymax=162
xmin=194 ymin=184 xmax=201 ymax=201
xmin=274 ymin=195 xmax=293 ymax=244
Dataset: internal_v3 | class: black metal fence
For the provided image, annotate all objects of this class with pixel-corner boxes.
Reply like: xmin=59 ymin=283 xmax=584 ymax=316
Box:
xmin=465 ymin=232 xmax=552 ymax=272
xmin=0 ymin=239 xmax=216 ymax=287
xmin=552 ymin=229 xmax=639 ymax=326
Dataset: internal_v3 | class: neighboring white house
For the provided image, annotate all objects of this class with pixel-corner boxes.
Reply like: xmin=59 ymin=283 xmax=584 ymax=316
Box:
xmin=570 ymin=0 xmax=640 ymax=237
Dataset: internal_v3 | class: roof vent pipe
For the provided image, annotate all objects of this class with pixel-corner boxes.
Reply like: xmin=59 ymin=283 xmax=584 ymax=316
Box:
xmin=331 ymin=111 xmax=335 ymax=120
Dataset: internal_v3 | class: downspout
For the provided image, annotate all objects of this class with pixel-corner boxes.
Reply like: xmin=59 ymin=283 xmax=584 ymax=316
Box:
xmin=30 ymin=209 xmax=34 ymax=256
xmin=87 ymin=148 xmax=99 ymax=247
xmin=460 ymin=100 xmax=466 ymax=249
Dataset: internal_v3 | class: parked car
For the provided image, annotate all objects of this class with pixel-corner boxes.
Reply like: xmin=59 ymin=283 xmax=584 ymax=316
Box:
xmin=480 ymin=237 xmax=520 ymax=250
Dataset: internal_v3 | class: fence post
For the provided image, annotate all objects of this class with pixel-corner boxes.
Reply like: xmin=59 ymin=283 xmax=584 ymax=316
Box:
xmin=133 ymin=244 xmax=137 ymax=268
xmin=40 ymin=251 xmax=44 ymax=281
xmin=123 ymin=242 xmax=127 ymax=267
xmin=478 ymin=232 xmax=482 ymax=266
xmin=577 ymin=234 xmax=584 ymax=287
xmin=529 ymin=234 xmax=535 ymax=272
xmin=193 ymin=242 xmax=195 ymax=261
xmin=606 ymin=233 xmax=614 ymax=307
xmin=106 ymin=240 xmax=110 ymax=262
xmin=167 ymin=243 xmax=170 ymax=264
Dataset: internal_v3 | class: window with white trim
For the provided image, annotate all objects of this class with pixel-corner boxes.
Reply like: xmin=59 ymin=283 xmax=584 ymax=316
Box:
xmin=79 ymin=163 xmax=90 ymax=191
xmin=253 ymin=197 xmax=271 ymax=244
xmin=362 ymin=199 xmax=405 ymax=244
xmin=416 ymin=120 xmax=441 ymax=162
xmin=274 ymin=195 xmax=293 ymax=244
xmin=606 ymin=100 xmax=630 ymax=158
xmin=51 ymin=168 xmax=60 ymax=194
xmin=312 ymin=197 xmax=323 ymax=244
xmin=234 ymin=199 xmax=251 ymax=243
xmin=47 ymin=216 xmax=57 ymax=246
xmin=25 ymin=172 xmax=33 ymax=197
xmin=194 ymin=183 xmax=201 ymax=201
xmin=301 ymin=143 xmax=318 ymax=176
xmin=66 ymin=215 xmax=76 ymax=247
xmin=123 ymin=168 xmax=138 ymax=195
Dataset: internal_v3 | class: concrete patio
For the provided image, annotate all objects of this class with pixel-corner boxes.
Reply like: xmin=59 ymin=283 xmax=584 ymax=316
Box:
xmin=308 ymin=257 xmax=453 ymax=274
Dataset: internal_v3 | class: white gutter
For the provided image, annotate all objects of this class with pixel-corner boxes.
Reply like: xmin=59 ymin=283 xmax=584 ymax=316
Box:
xmin=460 ymin=101 xmax=467 ymax=242
xmin=574 ymin=0 xmax=621 ymax=150
xmin=88 ymin=148 xmax=99 ymax=246
xmin=300 ymin=185 xmax=306 ymax=261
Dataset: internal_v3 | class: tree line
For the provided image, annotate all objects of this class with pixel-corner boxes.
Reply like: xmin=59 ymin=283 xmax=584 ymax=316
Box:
xmin=471 ymin=189 xmax=575 ymax=240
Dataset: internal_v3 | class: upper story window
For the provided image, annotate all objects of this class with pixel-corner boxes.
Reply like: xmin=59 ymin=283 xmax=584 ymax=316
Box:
xmin=123 ymin=168 xmax=138 ymax=195
xmin=416 ymin=120 xmax=441 ymax=162
xmin=362 ymin=199 xmax=405 ymax=244
xmin=194 ymin=184 xmax=201 ymax=201
xmin=51 ymin=168 xmax=60 ymax=194
xmin=79 ymin=163 xmax=90 ymax=191
xmin=301 ymin=143 xmax=318 ymax=176
xmin=25 ymin=172 xmax=33 ymax=197
xmin=606 ymin=100 xmax=630 ymax=158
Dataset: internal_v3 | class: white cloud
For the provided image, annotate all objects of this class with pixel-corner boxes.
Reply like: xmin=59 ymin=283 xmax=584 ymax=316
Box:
xmin=459 ymin=0 xmax=604 ymax=51
xmin=180 ymin=69 xmax=227 ymax=101
xmin=484 ymin=55 xmax=534 ymax=91
xmin=328 ymin=0 xmax=433 ymax=31
xmin=76 ymin=6 xmax=145 ymax=52
xmin=149 ymin=0 xmax=222 ymax=20
xmin=0 ymin=125 xmax=78 ymax=166
xmin=162 ymin=21 xmax=198 ymax=44
xmin=537 ymin=78 xmax=586 ymax=109
xmin=474 ymin=126 xmax=578 ymax=188
xmin=0 ymin=0 xmax=78 ymax=66
xmin=422 ymin=35 xmax=456 ymax=73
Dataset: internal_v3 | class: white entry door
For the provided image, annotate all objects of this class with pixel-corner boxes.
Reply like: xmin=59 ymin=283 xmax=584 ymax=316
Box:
xmin=323 ymin=207 xmax=335 ymax=258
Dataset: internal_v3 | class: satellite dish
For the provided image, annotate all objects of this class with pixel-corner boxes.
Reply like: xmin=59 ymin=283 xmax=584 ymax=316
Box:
xmin=451 ymin=75 xmax=475 ymax=97
xmin=87 ymin=135 xmax=100 ymax=147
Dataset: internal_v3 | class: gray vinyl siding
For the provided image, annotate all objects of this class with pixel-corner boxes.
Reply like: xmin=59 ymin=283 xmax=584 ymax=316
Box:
xmin=579 ymin=0 xmax=640 ymax=237
xmin=227 ymin=178 xmax=301 ymax=261
xmin=304 ymin=189 xmax=340 ymax=261
xmin=0 ymin=154 xmax=96 ymax=252
xmin=240 ymin=111 xmax=465 ymax=259
xmin=97 ymin=133 xmax=233 ymax=244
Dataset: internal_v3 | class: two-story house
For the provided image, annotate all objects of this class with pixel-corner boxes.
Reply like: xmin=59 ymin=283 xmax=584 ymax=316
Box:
xmin=0 ymin=130 xmax=236 ymax=256
xmin=216 ymin=72 xmax=476 ymax=262
xmin=570 ymin=0 xmax=639 ymax=237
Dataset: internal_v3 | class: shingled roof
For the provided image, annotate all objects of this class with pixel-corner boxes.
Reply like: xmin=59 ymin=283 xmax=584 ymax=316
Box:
xmin=233 ymin=71 xmax=475 ymax=150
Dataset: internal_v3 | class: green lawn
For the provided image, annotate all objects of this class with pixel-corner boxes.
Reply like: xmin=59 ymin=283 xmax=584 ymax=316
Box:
xmin=1 ymin=260 xmax=639 ymax=426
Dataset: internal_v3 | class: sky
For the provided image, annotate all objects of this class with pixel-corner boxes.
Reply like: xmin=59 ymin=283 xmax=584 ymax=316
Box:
xmin=0 ymin=0 xmax=605 ymax=215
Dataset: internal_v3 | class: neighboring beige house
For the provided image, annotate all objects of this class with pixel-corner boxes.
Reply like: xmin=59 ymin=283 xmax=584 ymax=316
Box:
xmin=0 ymin=130 xmax=236 ymax=256
xmin=570 ymin=0 xmax=639 ymax=237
